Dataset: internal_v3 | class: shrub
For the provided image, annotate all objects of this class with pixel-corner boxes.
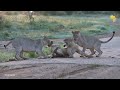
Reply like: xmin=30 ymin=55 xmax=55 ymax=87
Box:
xmin=27 ymin=52 xmax=37 ymax=58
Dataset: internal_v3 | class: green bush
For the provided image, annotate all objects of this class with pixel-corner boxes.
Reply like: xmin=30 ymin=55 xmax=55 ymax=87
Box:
xmin=26 ymin=52 xmax=37 ymax=58
xmin=23 ymin=46 xmax=52 ymax=58
xmin=0 ymin=51 xmax=15 ymax=62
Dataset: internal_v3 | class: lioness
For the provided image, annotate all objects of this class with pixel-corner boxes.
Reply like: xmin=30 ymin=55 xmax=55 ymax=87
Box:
xmin=72 ymin=31 xmax=115 ymax=57
xmin=4 ymin=36 xmax=52 ymax=60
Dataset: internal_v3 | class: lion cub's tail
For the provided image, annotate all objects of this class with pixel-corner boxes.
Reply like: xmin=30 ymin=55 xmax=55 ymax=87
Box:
xmin=4 ymin=38 xmax=14 ymax=49
xmin=4 ymin=41 xmax=12 ymax=49
xmin=100 ymin=31 xmax=115 ymax=43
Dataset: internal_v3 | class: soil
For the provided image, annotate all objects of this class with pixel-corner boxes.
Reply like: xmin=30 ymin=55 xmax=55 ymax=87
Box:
xmin=0 ymin=31 xmax=120 ymax=79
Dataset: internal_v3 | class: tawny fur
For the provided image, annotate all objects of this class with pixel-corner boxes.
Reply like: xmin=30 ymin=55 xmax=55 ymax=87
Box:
xmin=72 ymin=31 xmax=115 ymax=57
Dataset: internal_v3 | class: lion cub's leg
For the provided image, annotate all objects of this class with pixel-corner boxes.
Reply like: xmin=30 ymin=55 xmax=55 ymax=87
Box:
xmin=80 ymin=47 xmax=87 ymax=57
xmin=79 ymin=47 xmax=89 ymax=57
xmin=96 ymin=49 xmax=103 ymax=57
xmin=82 ymin=47 xmax=86 ymax=52
xmin=77 ymin=49 xmax=85 ymax=57
xmin=77 ymin=49 xmax=93 ymax=58
xmin=82 ymin=47 xmax=95 ymax=57
xmin=67 ymin=48 xmax=74 ymax=58
xmin=94 ymin=45 xmax=103 ymax=57
xmin=20 ymin=51 xmax=28 ymax=60
xmin=15 ymin=53 xmax=22 ymax=60
xmin=89 ymin=48 xmax=95 ymax=56
xmin=15 ymin=47 xmax=23 ymax=60
xmin=15 ymin=54 xmax=21 ymax=60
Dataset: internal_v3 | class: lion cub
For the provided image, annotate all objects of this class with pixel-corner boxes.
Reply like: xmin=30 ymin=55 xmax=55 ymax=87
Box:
xmin=52 ymin=46 xmax=69 ymax=58
xmin=64 ymin=38 xmax=92 ymax=58
xmin=4 ymin=36 xmax=52 ymax=60
xmin=49 ymin=38 xmax=92 ymax=58
xmin=72 ymin=31 xmax=115 ymax=57
xmin=48 ymin=41 xmax=69 ymax=58
xmin=50 ymin=39 xmax=91 ymax=58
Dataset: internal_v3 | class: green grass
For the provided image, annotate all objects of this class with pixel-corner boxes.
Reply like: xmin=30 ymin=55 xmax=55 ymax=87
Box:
xmin=0 ymin=14 xmax=120 ymax=40
xmin=0 ymin=51 xmax=15 ymax=62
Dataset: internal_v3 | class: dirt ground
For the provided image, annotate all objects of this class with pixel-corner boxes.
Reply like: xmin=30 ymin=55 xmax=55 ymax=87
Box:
xmin=0 ymin=31 xmax=120 ymax=79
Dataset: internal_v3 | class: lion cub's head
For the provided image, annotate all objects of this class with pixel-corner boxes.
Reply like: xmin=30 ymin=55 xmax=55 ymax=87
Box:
xmin=64 ymin=38 xmax=74 ymax=46
xmin=72 ymin=31 xmax=80 ymax=39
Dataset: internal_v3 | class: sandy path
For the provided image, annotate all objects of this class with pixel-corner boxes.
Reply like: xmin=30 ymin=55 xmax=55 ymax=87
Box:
xmin=0 ymin=37 xmax=120 ymax=79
